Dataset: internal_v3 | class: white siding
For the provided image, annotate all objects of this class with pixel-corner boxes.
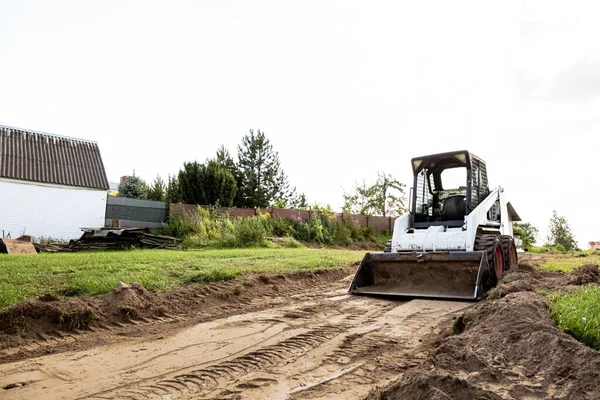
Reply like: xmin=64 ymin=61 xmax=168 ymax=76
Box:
xmin=0 ymin=178 xmax=106 ymax=241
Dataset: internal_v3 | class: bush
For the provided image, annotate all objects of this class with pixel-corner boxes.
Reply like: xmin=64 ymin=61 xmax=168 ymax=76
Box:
xmin=160 ymin=205 xmax=382 ymax=248
xmin=272 ymin=217 xmax=295 ymax=237
xmin=227 ymin=215 xmax=269 ymax=247
xmin=282 ymin=237 xmax=303 ymax=248
xmin=333 ymin=223 xmax=353 ymax=246
xmin=550 ymin=285 xmax=600 ymax=351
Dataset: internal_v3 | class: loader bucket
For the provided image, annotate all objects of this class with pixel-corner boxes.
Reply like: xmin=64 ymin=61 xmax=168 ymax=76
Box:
xmin=348 ymin=251 xmax=492 ymax=300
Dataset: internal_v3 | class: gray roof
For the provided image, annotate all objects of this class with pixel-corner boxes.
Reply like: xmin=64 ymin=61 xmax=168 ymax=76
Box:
xmin=0 ymin=125 xmax=109 ymax=190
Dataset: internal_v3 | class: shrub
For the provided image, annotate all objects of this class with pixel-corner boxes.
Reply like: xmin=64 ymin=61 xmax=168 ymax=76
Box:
xmin=160 ymin=205 xmax=382 ymax=248
xmin=282 ymin=237 xmax=303 ymax=248
xmin=228 ymin=215 xmax=270 ymax=247
xmin=333 ymin=223 xmax=352 ymax=246
xmin=272 ymin=218 xmax=296 ymax=237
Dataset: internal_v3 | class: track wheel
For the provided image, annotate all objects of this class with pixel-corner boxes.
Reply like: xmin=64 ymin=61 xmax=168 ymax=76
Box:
xmin=499 ymin=235 xmax=518 ymax=271
xmin=474 ymin=235 xmax=504 ymax=284
xmin=492 ymin=243 xmax=504 ymax=281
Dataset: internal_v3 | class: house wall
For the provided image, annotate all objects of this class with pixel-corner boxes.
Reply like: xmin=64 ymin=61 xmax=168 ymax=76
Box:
xmin=0 ymin=178 xmax=106 ymax=241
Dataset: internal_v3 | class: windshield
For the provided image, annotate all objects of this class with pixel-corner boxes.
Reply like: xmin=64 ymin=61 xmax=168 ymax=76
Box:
xmin=440 ymin=167 xmax=466 ymax=192
xmin=413 ymin=166 xmax=467 ymax=223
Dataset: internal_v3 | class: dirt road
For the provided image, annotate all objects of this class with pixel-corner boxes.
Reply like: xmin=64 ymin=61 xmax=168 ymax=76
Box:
xmin=0 ymin=271 xmax=471 ymax=400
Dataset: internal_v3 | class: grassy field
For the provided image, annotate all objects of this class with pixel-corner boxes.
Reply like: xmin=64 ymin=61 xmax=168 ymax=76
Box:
xmin=551 ymin=285 xmax=600 ymax=351
xmin=0 ymin=248 xmax=365 ymax=309
xmin=536 ymin=254 xmax=600 ymax=272
xmin=531 ymin=252 xmax=600 ymax=350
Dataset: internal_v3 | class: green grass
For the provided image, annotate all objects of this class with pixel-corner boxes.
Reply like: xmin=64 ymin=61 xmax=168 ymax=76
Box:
xmin=538 ymin=254 xmax=600 ymax=272
xmin=0 ymin=248 xmax=365 ymax=309
xmin=550 ymin=285 xmax=600 ymax=351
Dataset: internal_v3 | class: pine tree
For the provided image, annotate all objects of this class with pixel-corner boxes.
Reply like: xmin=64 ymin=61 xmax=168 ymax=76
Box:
xmin=215 ymin=145 xmax=244 ymax=207
xmin=146 ymin=175 xmax=166 ymax=201
xmin=178 ymin=161 xmax=204 ymax=205
xmin=166 ymin=174 xmax=182 ymax=203
xmin=118 ymin=173 xmax=148 ymax=199
xmin=237 ymin=129 xmax=291 ymax=208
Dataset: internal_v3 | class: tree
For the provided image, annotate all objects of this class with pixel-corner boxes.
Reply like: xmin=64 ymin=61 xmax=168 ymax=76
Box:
xmin=215 ymin=145 xmax=245 ymax=207
xmin=177 ymin=160 xmax=237 ymax=206
xmin=237 ymin=129 xmax=291 ymax=208
xmin=546 ymin=210 xmax=578 ymax=251
xmin=200 ymin=160 xmax=237 ymax=206
xmin=290 ymin=192 xmax=308 ymax=209
xmin=165 ymin=174 xmax=182 ymax=203
xmin=146 ymin=175 xmax=166 ymax=201
xmin=342 ymin=179 xmax=373 ymax=215
xmin=370 ymin=172 xmax=407 ymax=216
xmin=178 ymin=161 xmax=204 ymax=205
xmin=118 ymin=173 xmax=148 ymax=199
xmin=270 ymin=186 xmax=308 ymax=209
xmin=343 ymin=172 xmax=407 ymax=216
xmin=513 ymin=222 xmax=539 ymax=250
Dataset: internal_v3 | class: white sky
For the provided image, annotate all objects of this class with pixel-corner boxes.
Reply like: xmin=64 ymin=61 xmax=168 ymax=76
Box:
xmin=1 ymin=1 xmax=598 ymax=248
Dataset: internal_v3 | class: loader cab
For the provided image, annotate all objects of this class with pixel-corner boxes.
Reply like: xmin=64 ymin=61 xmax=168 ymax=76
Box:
xmin=410 ymin=150 xmax=489 ymax=228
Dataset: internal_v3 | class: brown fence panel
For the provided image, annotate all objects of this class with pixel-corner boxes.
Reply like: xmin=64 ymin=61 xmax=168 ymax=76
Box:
xmin=223 ymin=208 xmax=256 ymax=218
xmin=271 ymin=208 xmax=304 ymax=220
xmin=369 ymin=216 xmax=395 ymax=233
xmin=351 ymin=214 xmax=368 ymax=227
xmin=170 ymin=204 xmax=197 ymax=218
xmin=330 ymin=212 xmax=344 ymax=223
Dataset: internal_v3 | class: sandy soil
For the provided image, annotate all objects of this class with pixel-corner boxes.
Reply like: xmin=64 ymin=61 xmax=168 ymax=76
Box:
xmin=2 ymin=254 xmax=599 ymax=400
xmin=366 ymin=257 xmax=600 ymax=400
xmin=0 ymin=269 xmax=470 ymax=400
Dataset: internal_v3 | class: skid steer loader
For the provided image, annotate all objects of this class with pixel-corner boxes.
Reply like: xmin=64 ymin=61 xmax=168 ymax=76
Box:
xmin=348 ymin=150 xmax=520 ymax=300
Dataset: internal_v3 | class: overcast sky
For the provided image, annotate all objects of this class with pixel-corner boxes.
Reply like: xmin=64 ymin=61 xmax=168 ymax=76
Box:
xmin=1 ymin=1 xmax=598 ymax=248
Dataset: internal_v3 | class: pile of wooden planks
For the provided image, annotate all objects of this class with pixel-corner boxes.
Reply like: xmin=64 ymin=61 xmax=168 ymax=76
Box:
xmin=40 ymin=228 xmax=181 ymax=252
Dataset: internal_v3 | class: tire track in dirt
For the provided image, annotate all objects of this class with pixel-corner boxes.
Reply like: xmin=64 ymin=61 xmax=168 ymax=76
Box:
xmin=113 ymin=324 xmax=350 ymax=400
xmin=213 ymin=299 xmax=470 ymax=400
xmin=0 ymin=268 xmax=354 ymax=364
xmin=86 ymin=297 xmax=396 ymax=400
xmin=0 ymin=270 xmax=471 ymax=400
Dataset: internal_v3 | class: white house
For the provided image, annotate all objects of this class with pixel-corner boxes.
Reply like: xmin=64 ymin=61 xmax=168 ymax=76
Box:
xmin=0 ymin=125 xmax=109 ymax=241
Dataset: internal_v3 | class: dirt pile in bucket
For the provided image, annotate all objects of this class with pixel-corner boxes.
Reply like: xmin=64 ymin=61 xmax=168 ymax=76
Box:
xmin=367 ymin=259 xmax=600 ymax=400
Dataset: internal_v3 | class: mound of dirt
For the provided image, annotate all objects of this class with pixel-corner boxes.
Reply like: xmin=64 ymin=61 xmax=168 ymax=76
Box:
xmin=0 ymin=266 xmax=355 ymax=358
xmin=0 ymin=298 xmax=98 ymax=336
xmin=486 ymin=261 xmax=561 ymax=299
xmin=561 ymin=264 xmax=600 ymax=286
xmin=368 ymin=262 xmax=600 ymax=400
xmin=369 ymin=371 xmax=503 ymax=400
